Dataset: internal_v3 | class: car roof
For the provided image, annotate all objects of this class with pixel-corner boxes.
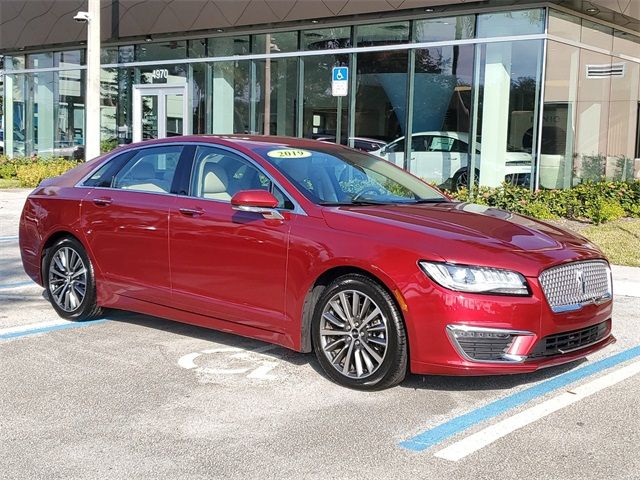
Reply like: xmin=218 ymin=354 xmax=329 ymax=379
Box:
xmin=131 ymin=134 xmax=343 ymax=153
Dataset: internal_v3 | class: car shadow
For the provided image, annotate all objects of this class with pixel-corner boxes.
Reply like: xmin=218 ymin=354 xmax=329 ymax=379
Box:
xmin=102 ymin=308 xmax=589 ymax=393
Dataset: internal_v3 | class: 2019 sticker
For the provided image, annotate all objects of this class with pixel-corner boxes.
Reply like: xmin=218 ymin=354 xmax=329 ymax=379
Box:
xmin=267 ymin=149 xmax=312 ymax=159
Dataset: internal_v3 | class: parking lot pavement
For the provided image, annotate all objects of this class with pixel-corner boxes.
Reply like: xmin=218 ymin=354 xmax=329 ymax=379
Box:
xmin=2 ymin=188 xmax=640 ymax=479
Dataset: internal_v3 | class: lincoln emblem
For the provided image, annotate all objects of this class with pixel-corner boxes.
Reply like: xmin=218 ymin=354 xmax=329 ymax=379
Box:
xmin=576 ymin=269 xmax=587 ymax=295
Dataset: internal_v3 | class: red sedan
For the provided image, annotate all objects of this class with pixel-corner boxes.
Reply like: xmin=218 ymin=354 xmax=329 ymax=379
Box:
xmin=19 ymin=136 xmax=614 ymax=389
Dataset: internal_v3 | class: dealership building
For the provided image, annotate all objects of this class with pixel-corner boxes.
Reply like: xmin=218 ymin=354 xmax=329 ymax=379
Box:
xmin=1 ymin=0 xmax=639 ymax=190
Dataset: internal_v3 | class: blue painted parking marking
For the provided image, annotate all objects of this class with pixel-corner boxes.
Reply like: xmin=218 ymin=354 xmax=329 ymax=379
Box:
xmin=0 ymin=281 xmax=35 ymax=290
xmin=0 ymin=235 xmax=19 ymax=242
xmin=0 ymin=319 xmax=109 ymax=341
xmin=400 ymin=345 xmax=640 ymax=452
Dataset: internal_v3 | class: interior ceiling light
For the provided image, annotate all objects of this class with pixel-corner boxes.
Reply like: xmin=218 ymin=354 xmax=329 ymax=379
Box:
xmin=424 ymin=8 xmax=435 ymax=12
xmin=586 ymin=7 xmax=599 ymax=13
xmin=145 ymin=35 xmax=152 ymax=42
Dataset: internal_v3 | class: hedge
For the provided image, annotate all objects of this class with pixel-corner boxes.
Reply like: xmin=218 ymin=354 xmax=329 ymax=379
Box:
xmin=0 ymin=156 xmax=80 ymax=188
xmin=448 ymin=181 xmax=640 ymax=224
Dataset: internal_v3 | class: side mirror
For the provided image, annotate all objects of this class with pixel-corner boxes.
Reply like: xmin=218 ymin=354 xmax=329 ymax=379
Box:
xmin=231 ymin=190 xmax=284 ymax=220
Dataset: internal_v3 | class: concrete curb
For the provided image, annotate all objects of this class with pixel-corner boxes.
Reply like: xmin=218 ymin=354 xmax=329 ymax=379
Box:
xmin=612 ymin=265 xmax=640 ymax=298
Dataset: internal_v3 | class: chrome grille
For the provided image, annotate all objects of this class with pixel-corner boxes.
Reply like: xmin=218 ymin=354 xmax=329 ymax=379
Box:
xmin=539 ymin=260 xmax=611 ymax=313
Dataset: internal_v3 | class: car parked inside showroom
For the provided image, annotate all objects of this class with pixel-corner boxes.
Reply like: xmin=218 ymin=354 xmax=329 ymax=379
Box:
xmin=19 ymin=135 xmax=613 ymax=389
xmin=371 ymin=131 xmax=532 ymax=190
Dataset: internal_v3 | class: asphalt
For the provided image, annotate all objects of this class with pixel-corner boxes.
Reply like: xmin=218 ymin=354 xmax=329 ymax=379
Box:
xmin=1 ymin=188 xmax=639 ymax=480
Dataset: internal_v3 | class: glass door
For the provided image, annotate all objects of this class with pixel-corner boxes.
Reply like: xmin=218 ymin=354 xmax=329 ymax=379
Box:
xmin=132 ymin=85 xmax=188 ymax=142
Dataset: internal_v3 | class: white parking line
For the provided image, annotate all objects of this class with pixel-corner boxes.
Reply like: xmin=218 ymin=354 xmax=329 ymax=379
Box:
xmin=434 ymin=359 xmax=640 ymax=462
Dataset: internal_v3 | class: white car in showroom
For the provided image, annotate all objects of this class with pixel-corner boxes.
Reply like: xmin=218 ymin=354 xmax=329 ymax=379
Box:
xmin=371 ymin=131 xmax=532 ymax=190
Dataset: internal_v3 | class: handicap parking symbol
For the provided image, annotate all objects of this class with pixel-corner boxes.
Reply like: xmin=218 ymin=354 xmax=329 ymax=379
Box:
xmin=332 ymin=67 xmax=348 ymax=82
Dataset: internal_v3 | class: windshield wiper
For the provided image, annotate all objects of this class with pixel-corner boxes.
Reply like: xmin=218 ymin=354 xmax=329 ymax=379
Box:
xmin=411 ymin=198 xmax=447 ymax=204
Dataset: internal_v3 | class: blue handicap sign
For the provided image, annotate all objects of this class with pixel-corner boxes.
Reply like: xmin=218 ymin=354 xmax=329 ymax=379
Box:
xmin=332 ymin=67 xmax=348 ymax=82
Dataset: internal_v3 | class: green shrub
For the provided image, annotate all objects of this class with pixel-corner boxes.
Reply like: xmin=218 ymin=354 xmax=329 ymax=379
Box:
xmin=446 ymin=180 xmax=640 ymax=224
xmin=15 ymin=159 xmax=79 ymax=187
xmin=587 ymin=199 xmax=625 ymax=225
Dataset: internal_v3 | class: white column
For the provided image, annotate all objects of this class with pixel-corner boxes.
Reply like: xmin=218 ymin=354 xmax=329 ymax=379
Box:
xmin=84 ymin=0 xmax=101 ymax=159
xmin=4 ymin=75 xmax=14 ymax=158
xmin=479 ymin=43 xmax=512 ymax=187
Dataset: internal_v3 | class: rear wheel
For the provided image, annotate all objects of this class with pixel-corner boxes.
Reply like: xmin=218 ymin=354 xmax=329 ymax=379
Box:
xmin=44 ymin=237 xmax=102 ymax=321
xmin=312 ymin=274 xmax=407 ymax=390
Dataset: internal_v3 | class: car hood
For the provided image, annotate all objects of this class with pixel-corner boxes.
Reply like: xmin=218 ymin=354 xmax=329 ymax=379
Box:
xmin=322 ymin=202 xmax=603 ymax=275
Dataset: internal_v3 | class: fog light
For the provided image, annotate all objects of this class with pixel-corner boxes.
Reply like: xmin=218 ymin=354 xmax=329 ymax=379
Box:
xmin=446 ymin=325 xmax=535 ymax=363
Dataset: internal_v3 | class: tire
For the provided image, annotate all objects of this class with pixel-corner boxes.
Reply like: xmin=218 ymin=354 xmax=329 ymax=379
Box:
xmin=312 ymin=274 xmax=407 ymax=390
xmin=43 ymin=237 xmax=103 ymax=321
xmin=452 ymin=167 xmax=479 ymax=191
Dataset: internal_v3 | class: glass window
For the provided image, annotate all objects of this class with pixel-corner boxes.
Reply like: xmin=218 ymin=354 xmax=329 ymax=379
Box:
xmin=113 ymin=145 xmax=183 ymax=193
xmin=210 ymin=36 xmax=250 ymax=56
xmin=254 ymin=57 xmax=298 ymax=136
xmin=136 ymin=41 xmax=186 ymax=62
xmin=27 ymin=53 xmax=53 ymax=69
xmin=356 ymin=22 xmax=410 ymax=46
xmin=414 ymin=16 xmax=475 ymax=42
xmin=253 ymin=32 xmax=298 ymax=53
xmin=119 ymin=45 xmax=135 ymax=63
xmin=613 ymin=30 xmax=640 ymax=57
xmin=211 ymin=59 xmax=252 ymax=134
xmin=301 ymin=27 xmax=351 ymax=50
xmin=189 ymin=146 xmax=293 ymax=208
xmin=101 ymin=68 xmax=118 ymax=152
xmin=192 ymin=63 xmax=207 ymax=134
xmin=472 ymin=40 xmax=544 ymax=190
xmin=4 ymin=55 xmax=25 ymax=70
xmin=188 ymin=39 xmax=207 ymax=58
xmin=101 ymin=46 xmax=118 ymax=64
xmin=548 ymin=9 xmax=581 ymax=42
xmin=139 ymin=64 xmax=187 ymax=85
xmin=354 ymin=50 xmax=408 ymax=147
xmin=302 ymin=54 xmax=349 ymax=143
xmin=406 ymin=44 xmax=474 ymax=187
xmin=581 ymin=20 xmax=613 ymax=50
xmin=477 ymin=9 xmax=545 ymax=38
xmin=54 ymin=50 xmax=84 ymax=68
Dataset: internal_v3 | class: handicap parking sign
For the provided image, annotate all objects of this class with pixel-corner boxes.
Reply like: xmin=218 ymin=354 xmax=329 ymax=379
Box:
xmin=332 ymin=67 xmax=348 ymax=96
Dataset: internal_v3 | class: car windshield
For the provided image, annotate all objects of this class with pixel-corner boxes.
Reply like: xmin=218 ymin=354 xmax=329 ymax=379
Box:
xmin=256 ymin=145 xmax=447 ymax=205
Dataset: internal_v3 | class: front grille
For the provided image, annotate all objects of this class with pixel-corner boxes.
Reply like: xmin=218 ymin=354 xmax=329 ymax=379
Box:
xmin=539 ymin=260 xmax=611 ymax=313
xmin=456 ymin=336 xmax=515 ymax=362
xmin=528 ymin=320 xmax=610 ymax=358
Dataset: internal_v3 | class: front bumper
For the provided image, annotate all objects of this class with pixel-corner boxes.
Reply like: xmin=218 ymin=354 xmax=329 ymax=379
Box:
xmin=403 ymin=272 xmax=615 ymax=376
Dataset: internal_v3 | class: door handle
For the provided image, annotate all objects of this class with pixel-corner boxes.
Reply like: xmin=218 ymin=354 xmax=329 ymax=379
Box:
xmin=92 ymin=197 xmax=112 ymax=206
xmin=179 ymin=207 xmax=205 ymax=217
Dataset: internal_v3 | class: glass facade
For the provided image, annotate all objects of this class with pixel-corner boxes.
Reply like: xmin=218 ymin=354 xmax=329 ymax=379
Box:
xmin=2 ymin=6 xmax=639 ymax=189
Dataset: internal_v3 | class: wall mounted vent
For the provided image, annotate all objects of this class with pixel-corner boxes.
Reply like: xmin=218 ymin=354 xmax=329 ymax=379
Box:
xmin=586 ymin=63 xmax=626 ymax=79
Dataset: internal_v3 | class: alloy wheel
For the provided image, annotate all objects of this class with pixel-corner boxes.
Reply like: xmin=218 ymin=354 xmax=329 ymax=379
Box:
xmin=48 ymin=246 xmax=87 ymax=312
xmin=319 ymin=290 xmax=389 ymax=379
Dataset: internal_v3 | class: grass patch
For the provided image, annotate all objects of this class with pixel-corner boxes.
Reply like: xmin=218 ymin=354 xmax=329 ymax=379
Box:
xmin=581 ymin=219 xmax=640 ymax=267
xmin=0 ymin=178 xmax=21 ymax=189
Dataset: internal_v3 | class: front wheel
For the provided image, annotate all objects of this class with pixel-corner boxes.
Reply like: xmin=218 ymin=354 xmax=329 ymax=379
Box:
xmin=44 ymin=237 xmax=102 ymax=321
xmin=312 ymin=274 xmax=407 ymax=390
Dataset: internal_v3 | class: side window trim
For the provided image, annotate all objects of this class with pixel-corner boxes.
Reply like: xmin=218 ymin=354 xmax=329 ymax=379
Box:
xmin=171 ymin=145 xmax=196 ymax=195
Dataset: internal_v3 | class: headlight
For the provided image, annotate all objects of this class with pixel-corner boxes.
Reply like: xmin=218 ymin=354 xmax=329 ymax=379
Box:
xmin=418 ymin=261 xmax=530 ymax=296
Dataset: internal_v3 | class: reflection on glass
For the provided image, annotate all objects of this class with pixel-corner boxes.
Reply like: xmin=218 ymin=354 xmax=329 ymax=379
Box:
xmin=100 ymin=68 xmax=118 ymax=151
xmin=211 ymin=59 xmax=252 ymax=134
xmin=407 ymin=45 xmax=474 ymax=188
xmin=414 ymin=16 xmax=475 ymax=42
xmin=301 ymin=27 xmax=351 ymax=50
xmin=27 ymin=53 xmax=53 ymax=69
xmin=354 ymin=50 xmax=408 ymax=145
xmin=165 ymin=94 xmax=184 ymax=137
xmin=477 ymin=9 xmax=545 ymax=38
xmin=136 ymin=41 xmax=187 ymax=61
xmin=303 ymin=55 xmax=349 ymax=144
xmin=548 ymin=9 xmax=581 ymax=42
xmin=141 ymin=95 xmax=159 ymax=140
xmin=356 ymin=22 xmax=409 ymax=46
xmin=472 ymin=40 xmax=543 ymax=189
xmin=192 ymin=63 xmax=207 ymax=134
xmin=255 ymin=57 xmax=298 ymax=136
xmin=253 ymin=32 xmax=298 ymax=53
xmin=56 ymin=69 xmax=86 ymax=159
xmin=210 ymin=36 xmax=250 ymax=56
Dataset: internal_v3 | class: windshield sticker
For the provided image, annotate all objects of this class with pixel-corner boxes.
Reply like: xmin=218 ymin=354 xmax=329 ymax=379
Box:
xmin=267 ymin=149 xmax=312 ymax=159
